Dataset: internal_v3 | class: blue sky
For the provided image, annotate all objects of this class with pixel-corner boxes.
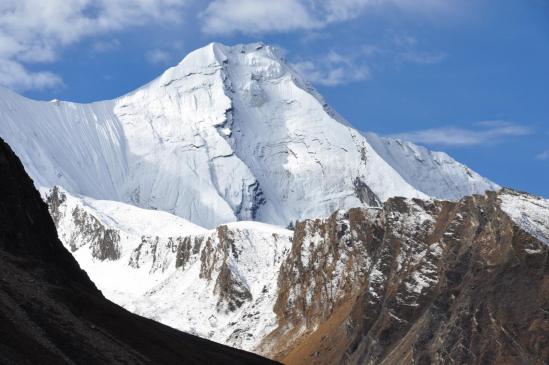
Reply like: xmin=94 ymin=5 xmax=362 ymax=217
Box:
xmin=1 ymin=0 xmax=548 ymax=197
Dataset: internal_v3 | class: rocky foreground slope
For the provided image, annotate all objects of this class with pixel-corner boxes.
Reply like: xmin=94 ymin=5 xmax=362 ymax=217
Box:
xmin=0 ymin=137 xmax=278 ymax=365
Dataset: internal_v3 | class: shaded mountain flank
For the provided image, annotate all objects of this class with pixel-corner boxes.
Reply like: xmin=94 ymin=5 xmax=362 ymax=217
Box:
xmin=0 ymin=137 xmax=278 ymax=365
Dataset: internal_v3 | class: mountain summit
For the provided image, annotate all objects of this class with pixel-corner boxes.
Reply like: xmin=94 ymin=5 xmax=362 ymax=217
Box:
xmin=0 ymin=42 xmax=496 ymax=228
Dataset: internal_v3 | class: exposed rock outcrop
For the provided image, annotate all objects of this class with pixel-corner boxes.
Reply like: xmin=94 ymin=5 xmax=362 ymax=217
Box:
xmin=265 ymin=192 xmax=548 ymax=365
xmin=43 ymin=178 xmax=548 ymax=364
xmin=46 ymin=186 xmax=121 ymax=261
xmin=43 ymin=187 xmax=294 ymax=353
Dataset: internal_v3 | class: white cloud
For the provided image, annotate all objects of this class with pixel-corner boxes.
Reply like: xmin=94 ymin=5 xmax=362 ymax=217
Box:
xmin=92 ymin=39 xmax=121 ymax=53
xmin=389 ymin=34 xmax=446 ymax=65
xmin=355 ymin=36 xmax=447 ymax=69
xmin=390 ymin=121 xmax=533 ymax=146
xmin=201 ymin=0 xmax=459 ymax=35
xmin=0 ymin=59 xmax=62 ymax=91
xmin=292 ymin=51 xmax=370 ymax=86
xmin=0 ymin=0 xmax=188 ymax=91
xmin=0 ymin=0 xmax=458 ymax=91
xmin=537 ymin=150 xmax=549 ymax=160
xmin=292 ymin=32 xmax=444 ymax=87
xmin=201 ymin=0 xmax=318 ymax=34
xmin=385 ymin=0 xmax=457 ymax=15
xmin=146 ymin=49 xmax=173 ymax=65
xmin=398 ymin=50 xmax=446 ymax=64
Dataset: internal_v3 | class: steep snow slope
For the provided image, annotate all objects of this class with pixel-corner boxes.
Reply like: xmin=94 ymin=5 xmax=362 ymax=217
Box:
xmin=499 ymin=189 xmax=549 ymax=246
xmin=0 ymin=87 xmax=125 ymax=200
xmin=0 ymin=43 xmax=496 ymax=228
xmin=45 ymin=186 xmax=293 ymax=352
xmin=41 ymin=186 xmax=207 ymax=238
xmin=364 ymin=132 xmax=499 ymax=200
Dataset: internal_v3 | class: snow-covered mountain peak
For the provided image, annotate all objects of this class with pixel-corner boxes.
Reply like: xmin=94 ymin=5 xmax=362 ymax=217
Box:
xmin=159 ymin=42 xmax=230 ymax=84
xmin=363 ymin=132 xmax=499 ymax=200
xmin=149 ymin=42 xmax=286 ymax=92
xmin=175 ymin=42 xmax=276 ymax=68
xmin=0 ymin=42 xmax=498 ymax=228
xmin=178 ymin=42 xmax=284 ymax=69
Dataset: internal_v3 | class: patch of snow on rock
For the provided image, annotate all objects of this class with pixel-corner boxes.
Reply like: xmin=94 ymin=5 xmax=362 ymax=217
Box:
xmin=499 ymin=190 xmax=549 ymax=246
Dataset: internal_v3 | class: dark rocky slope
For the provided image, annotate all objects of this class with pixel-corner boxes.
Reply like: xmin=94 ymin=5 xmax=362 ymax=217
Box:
xmin=0 ymin=137 xmax=278 ymax=365
xmin=263 ymin=194 xmax=548 ymax=364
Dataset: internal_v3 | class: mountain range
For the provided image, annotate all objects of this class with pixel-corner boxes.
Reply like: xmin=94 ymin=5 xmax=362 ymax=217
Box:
xmin=0 ymin=42 xmax=547 ymax=364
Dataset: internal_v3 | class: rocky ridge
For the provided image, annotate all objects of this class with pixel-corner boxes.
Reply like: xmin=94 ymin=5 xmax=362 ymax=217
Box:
xmin=44 ymin=184 xmax=549 ymax=364
xmin=266 ymin=192 xmax=549 ymax=364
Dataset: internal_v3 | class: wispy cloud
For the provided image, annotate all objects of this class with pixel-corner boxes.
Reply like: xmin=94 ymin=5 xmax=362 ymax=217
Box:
xmin=0 ymin=0 xmax=458 ymax=91
xmin=0 ymin=0 xmax=188 ymax=91
xmin=291 ymin=51 xmax=370 ymax=86
xmin=92 ymin=39 xmax=121 ymax=54
xmin=291 ymin=33 xmax=444 ymax=86
xmin=201 ymin=0 xmax=460 ymax=35
xmin=146 ymin=49 xmax=173 ymax=65
xmin=390 ymin=34 xmax=446 ymax=65
xmin=201 ymin=0 xmax=318 ymax=35
xmin=390 ymin=121 xmax=533 ymax=146
xmin=0 ymin=59 xmax=62 ymax=90
xmin=398 ymin=50 xmax=446 ymax=64
xmin=537 ymin=150 xmax=549 ymax=160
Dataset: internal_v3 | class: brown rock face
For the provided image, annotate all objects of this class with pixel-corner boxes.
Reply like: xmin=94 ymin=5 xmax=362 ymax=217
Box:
xmin=265 ymin=193 xmax=548 ymax=365
xmin=46 ymin=186 xmax=121 ymax=261
xmin=202 ymin=225 xmax=253 ymax=313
